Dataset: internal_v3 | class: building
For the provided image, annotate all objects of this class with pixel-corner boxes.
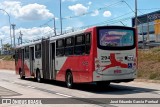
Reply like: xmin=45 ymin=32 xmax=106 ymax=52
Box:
xmin=132 ymin=10 xmax=160 ymax=42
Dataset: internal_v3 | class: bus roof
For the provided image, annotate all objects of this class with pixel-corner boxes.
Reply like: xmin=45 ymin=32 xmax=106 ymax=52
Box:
xmin=16 ymin=27 xmax=92 ymax=48
xmin=15 ymin=40 xmax=42 ymax=49
xmin=15 ymin=26 xmax=134 ymax=48
xmin=50 ymin=28 xmax=88 ymax=41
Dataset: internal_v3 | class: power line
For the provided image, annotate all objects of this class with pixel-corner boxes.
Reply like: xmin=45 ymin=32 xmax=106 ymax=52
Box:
xmin=1 ymin=11 xmax=134 ymax=44
xmin=0 ymin=9 xmax=12 ymax=48
xmin=138 ymin=8 xmax=160 ymax=10
xmin=121 ymin=0 xmax=135 ymax=13
xmin=86 ymin=12 xmax=133 ymax=27
xmin=38 ymin=0 xmax=124 ymax=28
xmin=64 ymin=15 xmax=134 ymax=33
xmin=37 ymin=0 xmax=132 ymax=34
xmin=14 ymin=0 xmax=132 ymax=41
xmin=63 ymin=0 xmax=123 ymax=20
xmin=7 ymin=0 xmax=159 ymax=44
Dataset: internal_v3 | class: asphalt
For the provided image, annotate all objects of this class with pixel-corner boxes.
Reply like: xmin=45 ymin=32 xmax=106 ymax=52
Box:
xmin=0 ymin=69 xmax=160 ymax=107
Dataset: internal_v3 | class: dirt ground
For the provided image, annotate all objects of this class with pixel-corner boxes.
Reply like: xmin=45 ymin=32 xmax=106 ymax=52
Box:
xmin=0 ymin=60 xmax=15 ymax=70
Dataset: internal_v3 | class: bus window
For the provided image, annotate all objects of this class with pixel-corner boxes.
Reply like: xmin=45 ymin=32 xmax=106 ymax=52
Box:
xmin=65 ymin=37 xmax=74 ymax=46
xmin=56 ymin=39 xmax=64 ymax=57
xmin=74 ymin=34 xmax=85 ymax=55
xmin=85 ymin=33 xmax=91 ymax=54
xmin=75 ymin=34 xmax=85 ymax=45
xmin=98 ymin=28 xmax=135 ymax=50
xmin=35 ymin=44 xmax=41 ymax=58
xmin=18 ymin=49 xmax=21 ymax=59
xmin=25 ymin=47 xmax=29 ymax=59
xmin=56 ymin=39 xmax=64 ymax=48
xmin=65 ymin=37 xmax=74 ymax=56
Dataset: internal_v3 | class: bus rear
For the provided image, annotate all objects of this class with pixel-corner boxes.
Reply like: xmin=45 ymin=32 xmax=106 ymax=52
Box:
xmin=93 ymin=26 xmax=137 ymax=83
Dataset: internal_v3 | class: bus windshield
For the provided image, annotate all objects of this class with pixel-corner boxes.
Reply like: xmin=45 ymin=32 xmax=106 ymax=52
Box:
xmin=99 ymin=29 xmax=134 ymax=47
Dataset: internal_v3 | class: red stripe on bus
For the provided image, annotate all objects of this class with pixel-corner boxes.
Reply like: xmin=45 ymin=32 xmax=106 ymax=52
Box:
xmin=102 ymin=53 xmax=128 ymax=71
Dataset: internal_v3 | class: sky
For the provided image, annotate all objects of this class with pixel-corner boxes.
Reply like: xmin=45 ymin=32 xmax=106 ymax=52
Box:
xmin=0 ymin=0 xmax=160 ymax=46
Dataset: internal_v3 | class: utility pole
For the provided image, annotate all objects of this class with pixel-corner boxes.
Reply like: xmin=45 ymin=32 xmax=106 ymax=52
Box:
xmin=0 ymin=9 xmax=12 ymax=48
xmin=147 ymin=15 xmax=150 ymax=42
xmin=19 ymin=31 xmax=23 ymax=44
xmin=10 ymin=25 xmax=12 ymax=48
xmin=17 ymin=38 xmax=19 ymax=45
xmin=135 ymin=0 xmax=138 ymax=29
xmin=141 ymin=24 xmax=145 ymax=48
xmin=1 ymin=39 xmax=2 ymax=51
xmin=11 ymin=24 xmax=16 ymax=48
xmin=60 ymin=0 xmax=62 ymax=34
xmin=53 ymin=17 xmax=57 ymax=36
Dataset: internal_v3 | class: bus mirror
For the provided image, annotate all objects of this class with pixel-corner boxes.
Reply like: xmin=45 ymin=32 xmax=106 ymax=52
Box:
xmin=13 ymin=55 xmax=15 ymax=59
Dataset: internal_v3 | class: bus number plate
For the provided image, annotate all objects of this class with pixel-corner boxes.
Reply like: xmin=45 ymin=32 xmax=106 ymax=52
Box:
xmin=114 ymin=70 xmax=122 ymax=74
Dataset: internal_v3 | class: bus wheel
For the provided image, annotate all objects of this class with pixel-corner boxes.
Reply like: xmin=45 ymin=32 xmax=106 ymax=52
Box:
xmin=66 ymin=72 xmax=73 ymax=89
xmin=96 ymin=81 xmax=110 ymax=87
xmin=20 ymin=70 xmax=25 ymax=79
xmin=36 ymin=70 xmax=42 ymax=83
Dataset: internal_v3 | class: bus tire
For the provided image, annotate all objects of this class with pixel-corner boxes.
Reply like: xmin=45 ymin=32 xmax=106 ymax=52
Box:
xmin=19 ymin=69 xmax=25 ymax=79
xmin=96 ymin=81 xmax=110 ymax=87
xmin=66 ymin=71 xmax=74 ymax=89
xmin=36 ymin=70 xmax=42 ymax=83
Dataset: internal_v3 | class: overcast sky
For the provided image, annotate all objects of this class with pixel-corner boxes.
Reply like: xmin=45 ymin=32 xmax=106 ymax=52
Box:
xmin=0 ymin=0 xmax=159 ymax=45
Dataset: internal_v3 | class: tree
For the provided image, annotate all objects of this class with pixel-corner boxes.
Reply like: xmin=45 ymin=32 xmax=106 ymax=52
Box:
xmin=3 ymin=43 xmax=12 ymax=51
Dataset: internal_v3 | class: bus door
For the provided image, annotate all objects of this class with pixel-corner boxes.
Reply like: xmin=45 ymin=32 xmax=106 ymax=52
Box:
xmin=50 ymin=42 xmax=56 ymax=80
xmin=42 ymin=39 xmax=50 ymax=79
xmin=21 ymin=49 xmax=25 ymax=74
xmin=29 ymin=47 xmax=34 ymax=75
xmin=15 ymin=49 xmax=18 ymax=69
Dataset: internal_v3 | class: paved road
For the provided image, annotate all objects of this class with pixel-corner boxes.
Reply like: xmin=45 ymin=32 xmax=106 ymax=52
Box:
xmin=0 ymin=70 xmax=160 ymax=107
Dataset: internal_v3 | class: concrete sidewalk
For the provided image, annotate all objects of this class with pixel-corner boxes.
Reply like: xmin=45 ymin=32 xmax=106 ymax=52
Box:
xmin=0 ymin=69 xmax=15 ymax=75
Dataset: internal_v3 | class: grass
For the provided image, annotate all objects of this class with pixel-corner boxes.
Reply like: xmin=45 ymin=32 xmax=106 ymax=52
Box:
xmin=138 ymin=47 xmax=160 ymax=80
xmin=138 ymin=49 xmax=160 ymax=62
xmin=0 ymin=55 xmax=14 ymax=61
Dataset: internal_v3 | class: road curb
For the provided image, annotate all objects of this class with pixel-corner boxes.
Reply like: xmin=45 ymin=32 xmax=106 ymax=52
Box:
xmin=135 ymin=79 xmax=160 ymax=84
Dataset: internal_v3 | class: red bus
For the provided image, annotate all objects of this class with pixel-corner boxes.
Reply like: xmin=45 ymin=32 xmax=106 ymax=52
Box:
xmin=15 ymin=26 xmax=137 ymax=88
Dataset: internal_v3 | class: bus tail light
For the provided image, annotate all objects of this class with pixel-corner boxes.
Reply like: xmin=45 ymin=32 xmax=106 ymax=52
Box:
xmin=95 ymin=59 xmax=101 ymax=72
xmin=96 ymin=64 xmax=100 ymax=68
xmin=95 ymin=59 xmax=100 ymax=68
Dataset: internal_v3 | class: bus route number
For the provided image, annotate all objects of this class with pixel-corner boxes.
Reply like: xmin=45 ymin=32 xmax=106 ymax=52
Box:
xmin=101 ymin=56 xmax=110 ymax=60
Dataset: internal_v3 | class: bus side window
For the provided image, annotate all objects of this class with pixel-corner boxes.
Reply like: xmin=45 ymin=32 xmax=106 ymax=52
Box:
xmin=85 ymin=33 xmax=91 ymax=54
xmin=35 ymin=44 xmax=41 ymax=59
xmin=74 ymin=34 xmax=85 ymax=55
xmin=56 ymin=39 xmax=64 ymax=57
xmin=65 ymin=37 xmax=74 ymax=56
xmin=24 ymin=47 xmax=29 ymax=59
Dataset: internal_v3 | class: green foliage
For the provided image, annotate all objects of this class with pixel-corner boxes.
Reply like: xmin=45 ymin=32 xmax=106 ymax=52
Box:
xmin=138 ymin=47 xmax=160 ymax=80
xmin=3 ymin=43 xmax=12 ymax=51
xmin=149 ymin=73 xmax=157 ymax=79
xmin=138 ymin=47 xmax=160 ymax=62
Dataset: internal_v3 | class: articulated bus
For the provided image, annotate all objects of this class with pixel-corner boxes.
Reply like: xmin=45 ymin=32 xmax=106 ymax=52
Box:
xmin=15 ymin=26 xmax=137 ymax=88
